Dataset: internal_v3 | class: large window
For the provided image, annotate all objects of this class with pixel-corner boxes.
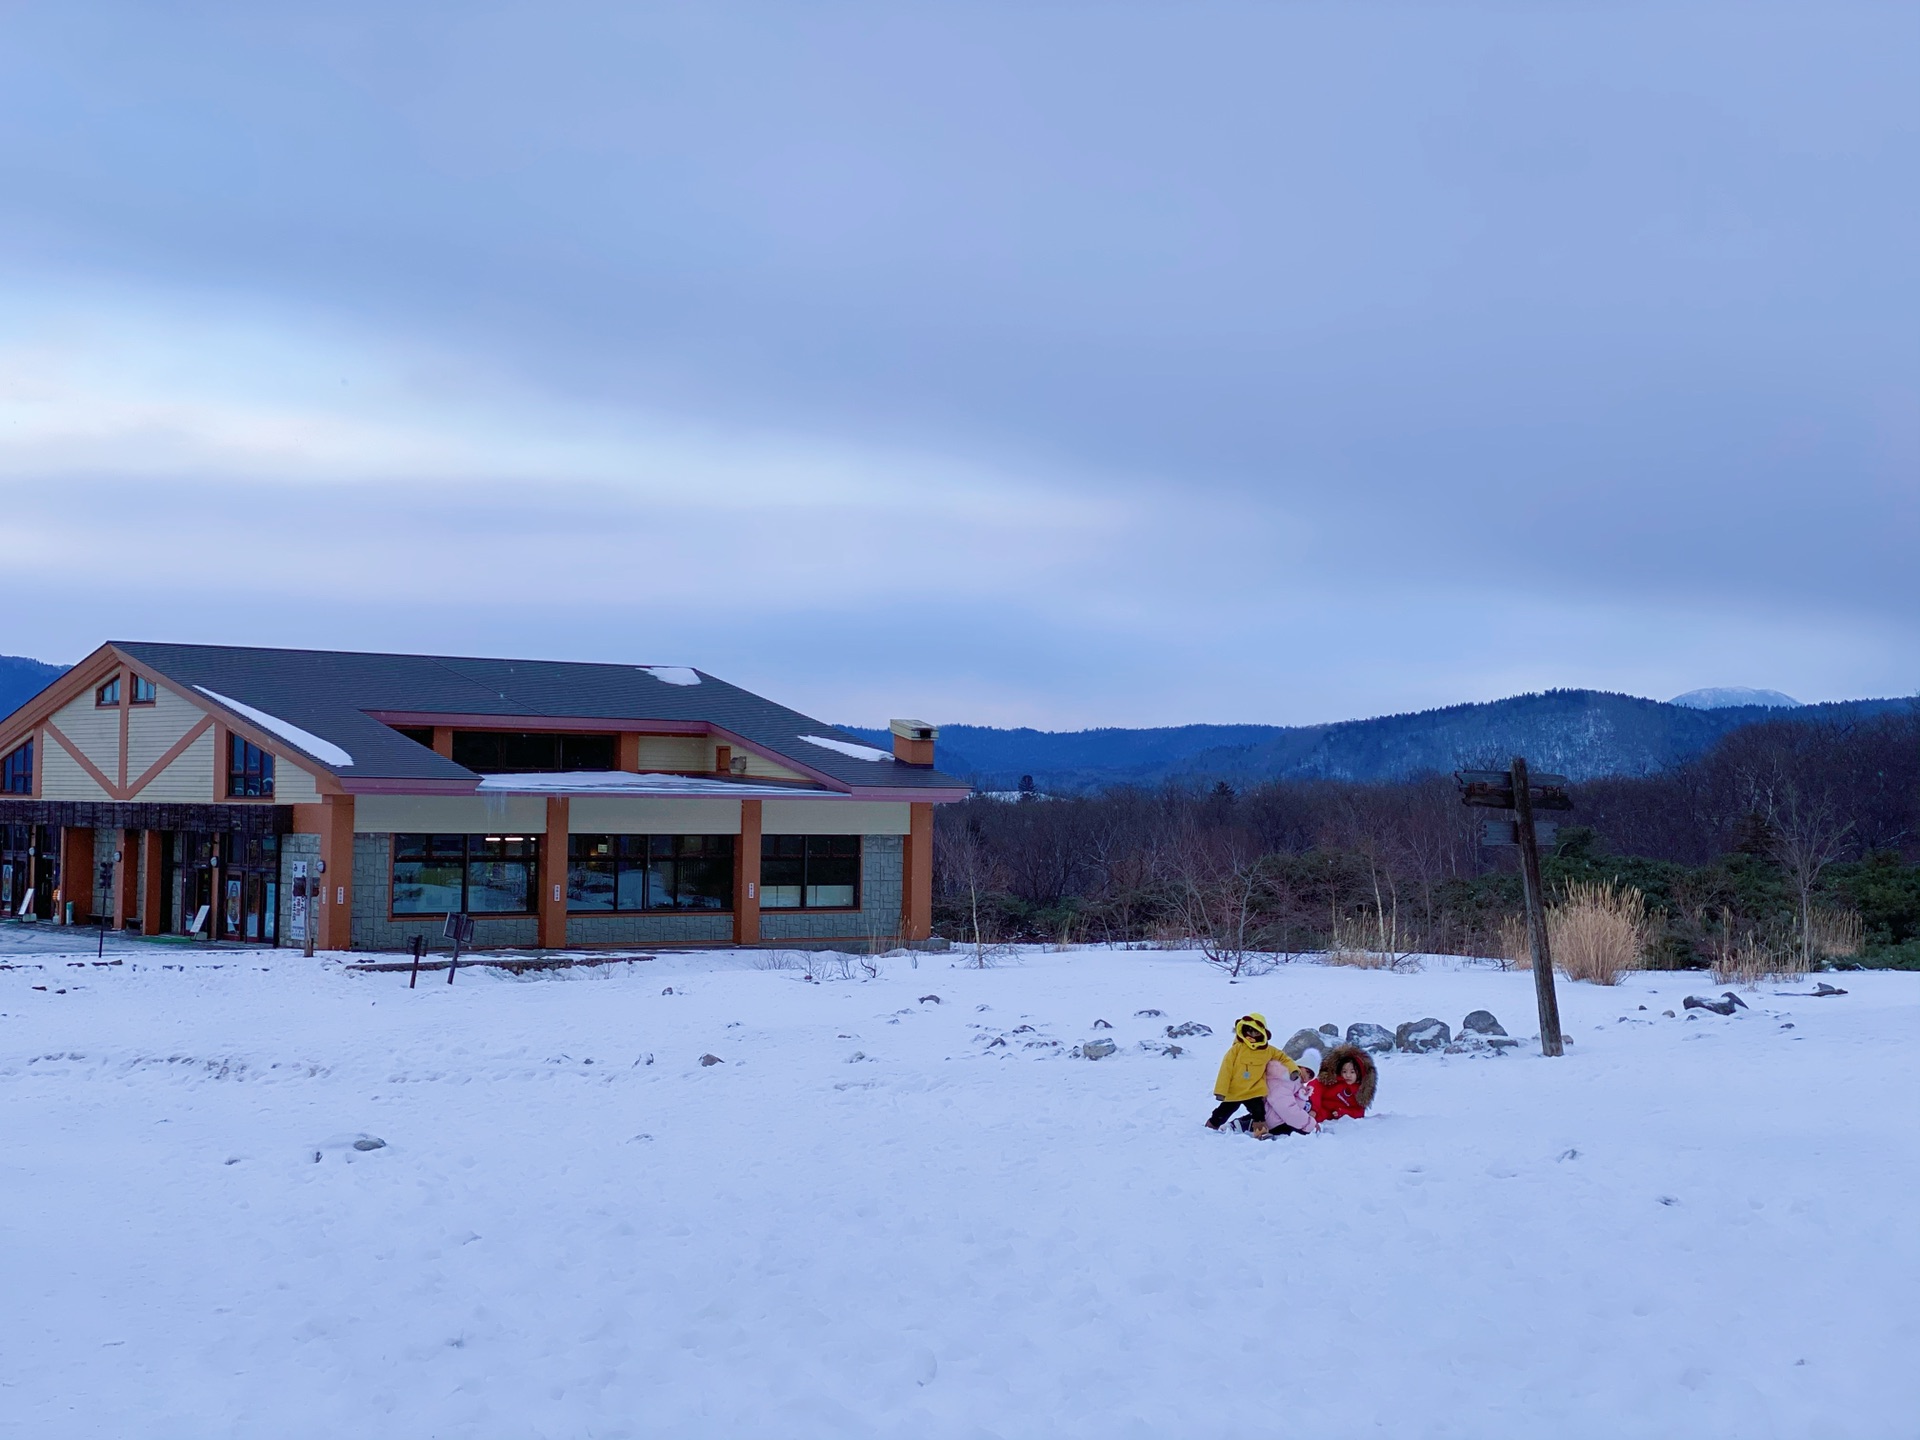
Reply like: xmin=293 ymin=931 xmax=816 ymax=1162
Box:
xmin=451 ymin=731 xmax=615 ymax=773
xmin=392 ymin=834 xmax=539 ymax=915
xmin=227 ymin=735 xmax=275 ymax=798
xmin=1 ymin=740 xmax=30 ymax=795
xmin=760 ymin=835 xmax=861 ymax=909
xmin=567 ymin=834 xmax=733 ymax=912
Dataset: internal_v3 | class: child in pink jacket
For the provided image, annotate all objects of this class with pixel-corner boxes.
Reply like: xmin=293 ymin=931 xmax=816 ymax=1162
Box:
xmin=1262 ymin=1055 xmax=1318 ymax=1136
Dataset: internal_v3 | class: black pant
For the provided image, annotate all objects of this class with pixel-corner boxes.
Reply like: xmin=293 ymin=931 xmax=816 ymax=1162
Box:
xmin=1208 ymin=1098 xmax=1265 ymax=1129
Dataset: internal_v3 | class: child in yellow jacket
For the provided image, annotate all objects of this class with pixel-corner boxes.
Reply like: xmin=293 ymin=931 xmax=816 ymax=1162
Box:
xmin=1204 ymin=1013 xmax=1305 ymax=1138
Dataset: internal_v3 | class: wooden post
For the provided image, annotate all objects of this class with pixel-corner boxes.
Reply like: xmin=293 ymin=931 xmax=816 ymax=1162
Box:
xmin=304 ymin=795 xmax=356 ymax=951
xmin=539 ymin=797 xmax=569 ymax=948
xmin=1511 ymin=756 xmax=1565 ymax=1057
xmin=900 ymin=802 xmax=933 ymax=942
xmin=139 ymin=829 xmax=164 ymax=936
xmin=734 ymin=799 xmax=762 ymax=945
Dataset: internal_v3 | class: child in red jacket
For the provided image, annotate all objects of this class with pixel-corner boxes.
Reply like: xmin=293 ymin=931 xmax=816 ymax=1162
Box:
xmin=1311 ymin=1044 xmax=1376 ymax=1122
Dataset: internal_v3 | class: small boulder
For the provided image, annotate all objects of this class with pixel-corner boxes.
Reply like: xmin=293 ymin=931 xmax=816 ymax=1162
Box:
xmin=698 ymin=1053 xmax=724 ymax=1066
xmin=1722 ymin=991 xmax=1749 ymax=1010
xmin=1092 ymin=1019 xmax=1113 ymax=1030
xmin=1345 ymin=1022 xmax=1395 ymax=1054
xmin=1318 ymin=1024 xmax=1339 ymax=1038
xmin=1683 ymin=995 xmax=1739 ymax=1017
xmin=1395 ymin=1018 xmax=1450 ymax=1053
xmin=1281 ymin=1028 xmax=1328 ymax=1061
xmin=1461 ymin=1009 xmax=1507 ymax=1037
xmin=1135 ymin=1008 xmax=1164 ymax=1018
xmin=352 ymin=1136 xmax=386 ymax=1152
xmin=1813 ymin=982 xmax=1847 ymax=997
xmin=1166 ymin=1021 xmax=1213 ymax=1039
xmin=1082 ymin=1039 xmax=1118 ymax=1059
xmin=919 ymin=994 xmax=941 ymax=1004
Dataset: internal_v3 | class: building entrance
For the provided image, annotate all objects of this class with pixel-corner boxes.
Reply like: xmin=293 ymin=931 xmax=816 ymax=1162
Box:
xmin=167 ymin=831 xmax=279 ymax=942
xmin=0 ymin=825 xmax=57 ymax=919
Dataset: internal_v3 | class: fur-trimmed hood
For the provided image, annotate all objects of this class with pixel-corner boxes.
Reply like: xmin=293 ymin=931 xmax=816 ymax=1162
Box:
xmin=1317 ymin=1044 xmax=1378 ymax=1110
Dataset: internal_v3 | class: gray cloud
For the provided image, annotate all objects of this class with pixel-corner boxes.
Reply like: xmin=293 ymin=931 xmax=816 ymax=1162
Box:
xmin=1 ymin=2 xmax=1914 ymax=724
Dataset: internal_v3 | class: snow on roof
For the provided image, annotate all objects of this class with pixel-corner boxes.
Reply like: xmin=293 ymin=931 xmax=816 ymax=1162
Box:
xmin=195 ymin=687 xmax=355 ymax=767
xmin=638 ymin=666 xmax=701 ymax=686
xmin=799 ymin=734 xmax=892 ymax=762
xmin=472 ymin=771 xmax=817 ymax=797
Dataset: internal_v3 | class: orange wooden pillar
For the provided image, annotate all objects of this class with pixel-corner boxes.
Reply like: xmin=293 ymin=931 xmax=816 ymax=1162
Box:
xmin=901 ymin=802 xmax=933 ymax=942
xmin=114 ymin=828 xmax=136 ymax=927
xmin=539 ymin=797 xmax=569 ymax=948
xmin=734 ymin=799 xmax=762 ymax=945
xmin=431 ymin=727 xmax=453 ymax=759
xmin=58 ymin=827 xmax=94 ymax=923
xmin=294 ymin=796 xmax=356 ymax=950
xmin=139 ymin=829 xmax=165 ymax=935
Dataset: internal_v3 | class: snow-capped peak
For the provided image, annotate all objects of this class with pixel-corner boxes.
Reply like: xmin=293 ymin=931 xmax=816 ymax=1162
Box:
xmin=1668 ymin=687 xmax=1802 ymax=710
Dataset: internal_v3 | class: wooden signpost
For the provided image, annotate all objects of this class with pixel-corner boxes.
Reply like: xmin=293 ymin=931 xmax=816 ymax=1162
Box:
xmin=443 ymin=912 xmax=474 ymax=985
xmin=1457 ymin=758 xmax=1570 ymax=1057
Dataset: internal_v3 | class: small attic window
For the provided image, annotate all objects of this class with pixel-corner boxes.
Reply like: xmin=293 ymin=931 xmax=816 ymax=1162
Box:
xmin=130 ymin=675 xmax=157 ymax=705
xmin=95 ymin=678 xmax=121 ymax=707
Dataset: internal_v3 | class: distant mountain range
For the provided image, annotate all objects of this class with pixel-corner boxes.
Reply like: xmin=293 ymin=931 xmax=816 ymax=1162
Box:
xmin=846 ymin=689 xmax=1918 ymax=792
xmin=3 ymin=654 xmax=1905 ymax=793
xmin=0 ymin=655 xmax=67 ymax=720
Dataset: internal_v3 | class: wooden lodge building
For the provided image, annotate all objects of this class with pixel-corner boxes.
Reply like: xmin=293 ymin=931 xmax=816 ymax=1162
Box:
xmin=0 ymin=643 xmax=966 ymax=951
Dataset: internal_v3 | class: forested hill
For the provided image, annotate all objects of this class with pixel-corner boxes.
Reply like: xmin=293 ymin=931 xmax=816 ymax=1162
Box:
xmin=847 ymin=689 xmax=1918 ymax=792
xmin=0 ymin=655 xmax=67 ymax=720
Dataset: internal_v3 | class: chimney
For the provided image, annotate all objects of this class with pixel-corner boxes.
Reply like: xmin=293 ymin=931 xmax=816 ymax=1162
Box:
xmin=889 ymin=718 xmax=938 ymax=767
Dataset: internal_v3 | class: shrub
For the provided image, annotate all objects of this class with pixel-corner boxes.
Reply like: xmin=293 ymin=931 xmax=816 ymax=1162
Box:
xmin=1548 ymin=880 xmax=1651 ymax=985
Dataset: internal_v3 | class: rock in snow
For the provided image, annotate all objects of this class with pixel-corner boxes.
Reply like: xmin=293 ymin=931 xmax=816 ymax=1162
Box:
xmin=1165 ymin=1021 xmax=1212 ymax=1039
xmin=351 ymin=1137 xmax=387 ymax=1152
xmin=698 ymin=1053 xmax=724 ymax=1066
xmin=1281 ymin=1028 xmax=1328 ymax=1061
xmin=1684 ymin=995 xmax=1749 ymax=1017
xmin=1395 ymin=1018 xmax=1451 ymax=1053
xmin=1461 ymin=1009 xmax=1507 ymax=1037
xmin=1081 ymin=1039 xmax=1117 ymax=1059
xmin=1346 ymin=1022 xmax=1396 ymax=1054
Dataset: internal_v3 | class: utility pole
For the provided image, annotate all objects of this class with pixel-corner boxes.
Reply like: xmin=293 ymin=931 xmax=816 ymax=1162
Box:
xmin=1510 ymin=756 xmax=1564 ymax=1057
xmin=1456 ymin=758 xmax=1570 ymax=1057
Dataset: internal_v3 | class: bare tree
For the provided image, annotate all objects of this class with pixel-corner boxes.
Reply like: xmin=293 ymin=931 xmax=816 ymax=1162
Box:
xmin=1163 ymin=827 xmax=1279 ymax=977
xmin=1765 ymin=788 xmax=1853 ymax=970
xmin=936 ymin=817 xmax=1006 ymax=968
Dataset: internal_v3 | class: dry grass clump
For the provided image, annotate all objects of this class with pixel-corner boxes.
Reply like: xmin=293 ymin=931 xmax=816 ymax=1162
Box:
xmin=1547 ymin=880 xmax=1651 ymax=986
xmin=1711 ymin=933 xmax=1805 ymax=987
xmin=1323 ymin=914 xmax=1421 ymax=971
xmin=1497 ymin=913 xmax=1534 ymax=971
xmin=1805 ymin=907 xmax=1863 ymax=961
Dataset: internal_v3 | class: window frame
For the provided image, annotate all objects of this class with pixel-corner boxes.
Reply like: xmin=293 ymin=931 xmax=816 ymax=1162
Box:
xmin=129 ymin=675 xmax=157 ymax=705
xmin=566 ymin=833 xmax=735 ymax=914
xmin=0 ymin=740 xmax=31 ymax=796
xmin=226 ymin=734 xmax=276 ymax=799
xmin=390 ymin=833 xmax=540 ymax=918
xmin=95 ymin=677 xmax=121 ymax=708
xmin=759 ymin=834 xmax=863 ymax=912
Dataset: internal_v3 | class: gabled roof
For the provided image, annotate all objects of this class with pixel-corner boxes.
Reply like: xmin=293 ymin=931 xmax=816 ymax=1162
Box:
xmin=13 ymin=642 xmax=966 ymax=799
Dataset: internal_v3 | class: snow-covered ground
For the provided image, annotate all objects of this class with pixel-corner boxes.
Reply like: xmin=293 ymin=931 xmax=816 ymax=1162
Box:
xmin=2 ymin=941 xmax=1914 ymax=1438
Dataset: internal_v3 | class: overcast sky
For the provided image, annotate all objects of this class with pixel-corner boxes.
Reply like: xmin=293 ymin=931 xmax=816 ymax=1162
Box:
xmin=2 ymin=3 xmax=1916 ymax=727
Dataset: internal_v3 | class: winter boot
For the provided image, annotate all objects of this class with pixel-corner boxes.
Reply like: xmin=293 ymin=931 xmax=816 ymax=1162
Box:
xmin=1251 ymin=1121 xmax=1271 ymax=1139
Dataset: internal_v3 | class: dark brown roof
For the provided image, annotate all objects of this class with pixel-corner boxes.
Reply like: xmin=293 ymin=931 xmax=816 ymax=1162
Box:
xmin=112 ymin=642 xmax=965 ymax=797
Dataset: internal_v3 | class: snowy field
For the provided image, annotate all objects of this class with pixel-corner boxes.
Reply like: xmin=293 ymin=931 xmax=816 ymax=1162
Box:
xmin=2 ymin=940 xmax=1915 ymax=1439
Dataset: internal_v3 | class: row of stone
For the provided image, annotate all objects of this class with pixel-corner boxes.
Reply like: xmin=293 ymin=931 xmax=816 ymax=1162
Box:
xmin=1280 ymin=1009 xmax=1518 ymax=1059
